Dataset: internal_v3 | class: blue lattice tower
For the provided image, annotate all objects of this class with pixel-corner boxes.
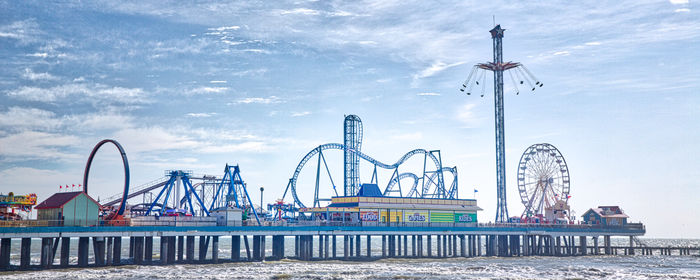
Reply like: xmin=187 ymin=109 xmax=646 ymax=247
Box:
xmin=343 ymin=115 xmax=363 ymax=196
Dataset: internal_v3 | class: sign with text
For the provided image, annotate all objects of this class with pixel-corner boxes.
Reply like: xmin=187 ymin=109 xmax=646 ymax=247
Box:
xmin=360 ymin=210 xmax=379 ymax=221
xmin=405 ymin=211 xmax=428 ymax=222
xmin=454 ymin=212 xmax=477 ymax=223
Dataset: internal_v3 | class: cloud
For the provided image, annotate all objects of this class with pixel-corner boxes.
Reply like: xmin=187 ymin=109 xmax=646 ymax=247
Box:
xmin=0 ymin=19 xmax=42 ymax=44
xmin=209 ymin=80 xmax=227 ymax=84
xmin=291 ymin=111 xmax=311 ymax=117
xmin=234 ymin=96 xmax=282 ymax=104
xmin=0 ymin=107 xmax=61 ymax=130
xmin=584 ymin=42 xmax=602 ymax=46
xmin=0 ymin=106 xmax=135 ymax=132
xmin=69 ymin=112 xmax=135 ymax=131
xmin=208 ymin=26 xmax=240 ymax=32
xmin=231 ymin=68 xmax=268 ymax=76
xmin=112 ymin=127 xmax=201 ymax=153
xmin=360 ymin=95 xmax=382 ymax=102
xmin=456 ymin=103 xmax=478 ymax=126
xmin=0 ymin=131 xmax=81 ymax=161
xmin=412 ymin=61 xmax=467 ymax=86
xmin=0 ymin=167 xmax=80 ymax=204
xmin=414 ymin=61 xmax=467 ymax=80
xmin=186 ymin=86 xmax=228 ymax=95
xmin=26 ymin=53 xmax=49 ymax=58
xmin=553 ymin=51 xmax=570 ymax=56
xmin=669 ymin=0 xmax=689 ymax=4
xmin=6 ymin=83 xmax=147 ymax=104
xmin=417 ymin=92 xmax=440 ymax=96
xmin=186 ymin=112 xmax=215 ymax=118
xmin=280 ymin=8 xmax=321 ymax=16
xmin=22 ymin=68 xmax=58 ymax=81
xmin=391 ymin=132 xmax=423 ymax=141
xmin=675 ymin=8 xmax=690 ymax=12
xmin=197 ymin=141 xmax=270 ymax=153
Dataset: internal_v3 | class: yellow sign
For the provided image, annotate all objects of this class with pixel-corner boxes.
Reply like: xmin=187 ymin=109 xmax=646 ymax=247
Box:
xmin=380 ymin=210 xmax=403 ymax=222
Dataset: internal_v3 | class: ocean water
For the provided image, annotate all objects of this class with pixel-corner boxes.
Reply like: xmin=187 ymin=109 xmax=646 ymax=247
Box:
xmin=1 ymin=238 xmax=698 ymax=279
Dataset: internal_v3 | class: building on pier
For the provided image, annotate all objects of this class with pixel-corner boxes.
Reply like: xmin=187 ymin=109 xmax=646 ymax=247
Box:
xmin=35 ymin=191 xmax=101 ymax=226
xmin=582 ymin=206 xmax=629 ymax=226
xmin=299 ymin=184 xmax=481 ymax=224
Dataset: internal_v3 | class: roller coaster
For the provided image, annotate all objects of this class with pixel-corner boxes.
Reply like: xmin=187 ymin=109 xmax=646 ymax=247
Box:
xmin=90 ymin=115 xmax=458 ymax=222
xmin=282 ymin=115 xmax=459 ymax=209
xmin=87 ymin=139 xmax=260 ymax=224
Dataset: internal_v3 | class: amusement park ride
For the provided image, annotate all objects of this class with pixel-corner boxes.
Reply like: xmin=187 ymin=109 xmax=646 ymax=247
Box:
xmin=515 ymin=143 xmax=573 ymax=223
xmin=83 ymin=139 xmax=262 ymax=225
xmin=0 ymin=193 xmax=37 ymax=220
xmin=76 ymin=24 xmax=568 ymax=226
xmin=460 ymin=24 xmax=574 ymax=224
xmin=281 ymin=114 xmax=459 ymax=210
xmin=89 ymin=113 xmax=462 ymax=224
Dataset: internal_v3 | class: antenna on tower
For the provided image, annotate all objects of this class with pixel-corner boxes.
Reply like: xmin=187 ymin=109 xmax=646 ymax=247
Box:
xmin=457 ymin=24 xmax=544 ymax=223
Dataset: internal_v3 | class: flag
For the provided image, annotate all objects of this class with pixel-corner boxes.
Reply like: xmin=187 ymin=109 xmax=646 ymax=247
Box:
xmin=59 ymin=185 xmax=62 ymax=189
xmin=567 ymin=195 xmax=571 ymax=199
xmin=474 ymin=189 xmax=478 ymax=193
xmin=72 ymin=184 xmax=75 ymax=187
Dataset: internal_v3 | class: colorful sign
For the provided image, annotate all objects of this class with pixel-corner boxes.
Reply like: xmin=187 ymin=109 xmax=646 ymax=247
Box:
xmin=0 ymin=193 xmax=37 ymax=212
xmin=360 ymin=210 xmax=379 ymax=221
xmin=380 ymin=210 xmax=403 ymax=222
xmin=405 ymin=211 xmax=428 ymax=222
xmin=429 ymin=211 xmax=453 ymax=223
xmin=455 ymin=212 xmax=477 ymax=223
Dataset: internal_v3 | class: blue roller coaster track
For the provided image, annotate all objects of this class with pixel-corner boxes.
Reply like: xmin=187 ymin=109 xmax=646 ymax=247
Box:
xmin=283 ymin=115 xmax=460 ymax=209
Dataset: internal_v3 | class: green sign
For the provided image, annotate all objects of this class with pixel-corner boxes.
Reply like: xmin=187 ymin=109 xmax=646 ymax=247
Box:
xmin=454 ymin=212 xmax=477 ymax=223
xmin=430 ymin=211 xmax=453 ymax=222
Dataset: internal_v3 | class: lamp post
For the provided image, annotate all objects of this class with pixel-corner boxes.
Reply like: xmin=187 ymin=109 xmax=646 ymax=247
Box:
xmin=259 ymin=186 xmax=264 ymax=215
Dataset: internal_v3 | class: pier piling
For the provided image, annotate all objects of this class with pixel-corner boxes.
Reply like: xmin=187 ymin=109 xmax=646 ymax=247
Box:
xmin=144 ymin=236 xmax=153 ymax=263
xmin=212 ymin=236 xmax=219 ymax=263
xmin=21 ymin=238 xmax=32 ymax=268
xmin=427 ymin=235 xmax=432 ymax=257
xmin=186 ymin=236 xmax=195 ymax=262
xmin=94 ymin=237 xmax=106 ymax=266
xmin=78 ymin=237 xmax=90 ymax=267
xmin=0 ymin=238 xmax=10 ymax=269
xmin=113 ymin=237 xmax=122 ymax=265
xmin=160 ymin=236 xmax=169 ymax=264
xmin=177 ymin=236 xmax=184 ymax=261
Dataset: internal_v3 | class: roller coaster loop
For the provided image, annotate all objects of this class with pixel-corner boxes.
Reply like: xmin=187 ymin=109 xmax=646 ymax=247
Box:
xmin=83 ymin=139 xmax=130 ymax=216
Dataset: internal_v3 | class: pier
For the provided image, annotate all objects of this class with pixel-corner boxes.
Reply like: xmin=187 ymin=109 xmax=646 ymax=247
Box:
xmin=2 ymin=222 xmax=689 ymax=271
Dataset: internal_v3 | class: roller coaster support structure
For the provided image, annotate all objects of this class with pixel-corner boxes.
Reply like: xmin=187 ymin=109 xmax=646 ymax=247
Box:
xmin=209 ymin=164 xmax=260 ymax=225
xmin=145 ymin=171 xmax=209 ymax=217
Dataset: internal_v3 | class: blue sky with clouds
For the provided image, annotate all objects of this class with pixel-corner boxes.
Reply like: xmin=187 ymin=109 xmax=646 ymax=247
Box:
xmin=1 ymin=1 xmax=698 ymax=237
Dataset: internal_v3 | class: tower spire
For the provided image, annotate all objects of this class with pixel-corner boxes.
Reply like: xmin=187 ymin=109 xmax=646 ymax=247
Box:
xmin=459 ymin=24 xmax=543 ymax=223
xmin=490 ymin=24 xmax=509 ymax=223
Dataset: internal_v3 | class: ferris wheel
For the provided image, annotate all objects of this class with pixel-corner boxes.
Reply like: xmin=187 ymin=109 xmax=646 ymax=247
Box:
xmin=517 ymin=143 xmax=570 ymax=217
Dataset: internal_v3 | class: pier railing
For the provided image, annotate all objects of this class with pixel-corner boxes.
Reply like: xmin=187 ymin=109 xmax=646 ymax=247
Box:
xmin=0 ymin=218 xmax=645 ymax=233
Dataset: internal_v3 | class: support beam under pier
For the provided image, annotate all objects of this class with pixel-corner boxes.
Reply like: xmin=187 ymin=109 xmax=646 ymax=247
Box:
xmin=113 ymin=237 xmax=122 ymax=265
xmin=21 ymin=238 xmax=32 ymax=269
xmin=79 ymin=237 xmax=90 ymax=267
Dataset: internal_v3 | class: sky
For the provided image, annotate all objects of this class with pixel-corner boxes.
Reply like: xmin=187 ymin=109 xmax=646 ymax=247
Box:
xmin=0 ymin=0 xmax=698 ymax=238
